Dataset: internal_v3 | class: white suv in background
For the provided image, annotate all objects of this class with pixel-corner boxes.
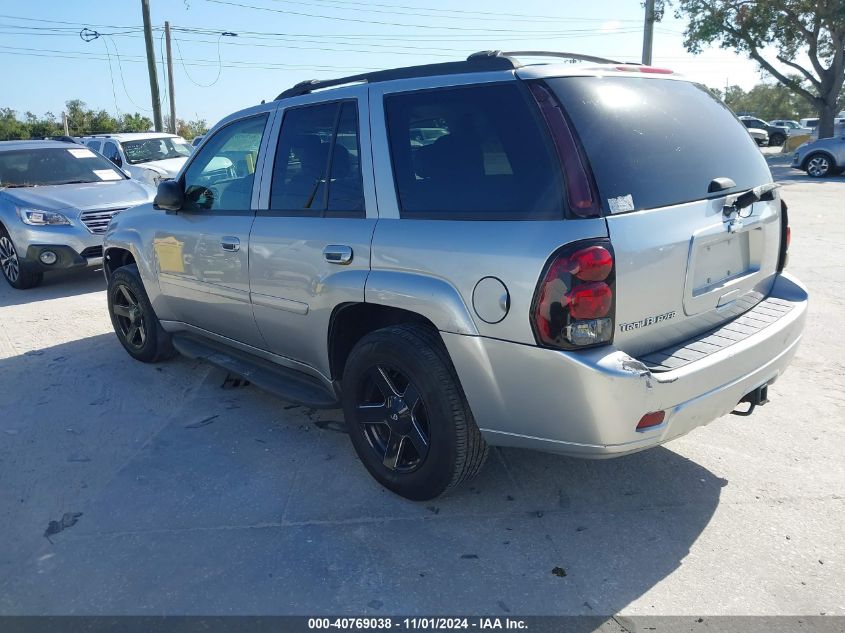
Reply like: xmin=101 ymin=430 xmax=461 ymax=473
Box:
xmin=81 ymin=133 xmax=193 ymax=187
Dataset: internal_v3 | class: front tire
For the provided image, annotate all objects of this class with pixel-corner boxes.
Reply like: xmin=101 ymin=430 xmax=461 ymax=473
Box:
xmin=0 ymin=228 xmax=42 ymax=290
xmin=805 ymin=153 xmax=834 ymax=178
xmin=341 ymin=324 xmax=488 ymax=500
xmin=769 ymin=133 xmax=786 ymax=146
xmin=107 ymin=264 xmax=175 ymax=362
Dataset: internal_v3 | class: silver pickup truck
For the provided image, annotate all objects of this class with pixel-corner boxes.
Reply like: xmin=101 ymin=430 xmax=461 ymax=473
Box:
xmin=103 ymin=51 xmax=808 ymax=500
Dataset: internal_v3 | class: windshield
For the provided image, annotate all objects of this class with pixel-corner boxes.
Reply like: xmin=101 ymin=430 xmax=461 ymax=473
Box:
xmin=546 ymin=76 xmax=772 ymax=213
xmin=122 ymin=137 xmax=192 ymax=164
xmin=0 ymin=147 xmax=126 ymax=187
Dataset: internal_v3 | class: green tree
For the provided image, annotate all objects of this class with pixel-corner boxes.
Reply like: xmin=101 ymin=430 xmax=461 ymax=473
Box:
xmin=675 ymin=0 xmax=845 ymax=137
xmin=0 ymin=108 xmax=30 ymax=141
xmin=163 ymin=116 xmax=208 ymax=140
xmin=120 ymin=112 xmax=153 ymax=132
xmin=719 ymin=81 xmax=816 ymax=120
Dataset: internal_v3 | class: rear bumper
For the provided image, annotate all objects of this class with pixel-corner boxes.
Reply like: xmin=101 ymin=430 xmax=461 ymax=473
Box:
xmin=443 ymin=272 xmax=808 ymax=457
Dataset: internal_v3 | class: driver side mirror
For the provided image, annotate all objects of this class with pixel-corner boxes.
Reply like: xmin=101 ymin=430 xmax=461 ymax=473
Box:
xmin=154 ymin=179 xmax=184 ymax=212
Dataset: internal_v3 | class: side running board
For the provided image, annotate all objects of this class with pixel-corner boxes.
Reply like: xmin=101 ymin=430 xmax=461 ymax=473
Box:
xmin=171 ymin=334 xmax=339 ymax=409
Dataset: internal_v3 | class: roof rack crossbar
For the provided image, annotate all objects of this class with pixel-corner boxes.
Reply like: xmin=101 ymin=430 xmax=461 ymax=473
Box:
xmin=273 ymin=49 xmax=622 ymax=101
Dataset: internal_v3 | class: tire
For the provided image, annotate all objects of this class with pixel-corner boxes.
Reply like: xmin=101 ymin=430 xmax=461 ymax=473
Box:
xmin=769 ymin=133 xmax=786 ymax=146
xmin=0 ymin=226 xmax=43 ymax=290
xmin=805 ymin=153 xmax=834 ymax=178
xmin=107 ymin=264 xmax=175 ymax=363
xmin=341 ymin=323 xmax=488 ymax=500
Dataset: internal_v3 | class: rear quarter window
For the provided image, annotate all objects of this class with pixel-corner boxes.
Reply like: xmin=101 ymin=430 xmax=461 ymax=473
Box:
xmin=546 ymin=77 xmax=772 ymax=213
xmin=384 ymin=82 xmax=564 ymax=220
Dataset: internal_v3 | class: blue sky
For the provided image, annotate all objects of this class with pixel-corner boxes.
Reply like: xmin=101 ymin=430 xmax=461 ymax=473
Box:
xmin=1 ymin=0 xmax=770 ymax=128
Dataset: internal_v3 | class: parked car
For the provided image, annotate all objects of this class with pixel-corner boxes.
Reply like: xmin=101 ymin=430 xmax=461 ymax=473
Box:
xmin=738 ymin=116 xmax=787 ymax=146
xmin=769 ymin=119 xmax=813 ymax=137
xmin=104 ymin=51 xmax=807 ymax=500
xmin=80 ymin=133 xmax=193 ymax=187
xmin=745 ymin=126 xmax=769 ymax=146
xmin=792 ymin=135 xmax=845 ymax=177
xmin=0 ymin=140 xmax=155 ymax=289
xmin=41 ymin=135 xmax=81 ymax=144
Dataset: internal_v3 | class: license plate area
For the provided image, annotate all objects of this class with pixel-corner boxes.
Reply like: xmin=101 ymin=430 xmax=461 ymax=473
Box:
xmin=683 ymin=225 xmax=763 ymax=315
xmin=691 ymin=232 xmax=751 ymax=296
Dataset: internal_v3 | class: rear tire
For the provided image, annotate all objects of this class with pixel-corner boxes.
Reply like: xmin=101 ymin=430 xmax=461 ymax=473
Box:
xmin=341 ymin=323 xmax=488 ymax=500
xmin=805 ymin=152 xmax=834 ymax=178
xmin=769 ymin=133 xmax=786 ymax=146
xmin=0 ymin=227 xmax=43 ymax=290
xmin=107 ymin=264 xmax=175 ymax=362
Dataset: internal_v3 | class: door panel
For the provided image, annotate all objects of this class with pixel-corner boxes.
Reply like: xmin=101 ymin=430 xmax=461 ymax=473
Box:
xmin=249 ymin=218 xmax=375 ymax=376
xmin=249 ymin=87 xmax=375 ymax=377
xmin=154 ymin=110 xmax=273 ymax=348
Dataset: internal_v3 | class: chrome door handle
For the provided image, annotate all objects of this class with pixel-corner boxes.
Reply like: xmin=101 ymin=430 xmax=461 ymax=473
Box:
xmin=221 ymin=236 xmax=240 ymax=252
xmin=323 ymin=245 xmax=353 ymax=265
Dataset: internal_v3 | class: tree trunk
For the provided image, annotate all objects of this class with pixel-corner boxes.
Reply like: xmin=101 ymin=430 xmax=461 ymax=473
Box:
xmin=818 ymin=100 xmax=836 ymax=138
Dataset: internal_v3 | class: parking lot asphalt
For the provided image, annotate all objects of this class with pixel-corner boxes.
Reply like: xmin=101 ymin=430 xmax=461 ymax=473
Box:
xmin=0 ymin=159 xmax=843 ymax=617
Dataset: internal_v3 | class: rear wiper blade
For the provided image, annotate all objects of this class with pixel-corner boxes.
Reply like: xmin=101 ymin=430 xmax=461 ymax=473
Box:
xmin=724 ymin=182 xmax=781 ymax=216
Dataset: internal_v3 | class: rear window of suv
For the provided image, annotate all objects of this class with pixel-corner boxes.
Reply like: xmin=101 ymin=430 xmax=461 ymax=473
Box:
xmin=546 ymin=76 xmax=772 ymax=214
xmin=384 ymin=82 xmax=564 ymax=220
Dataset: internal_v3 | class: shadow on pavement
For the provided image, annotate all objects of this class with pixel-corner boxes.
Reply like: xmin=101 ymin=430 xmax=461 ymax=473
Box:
xmin=0 ymin=266 xmax=105 ymax=308
xmin=0 ymin=334 xmax=727 ymax=617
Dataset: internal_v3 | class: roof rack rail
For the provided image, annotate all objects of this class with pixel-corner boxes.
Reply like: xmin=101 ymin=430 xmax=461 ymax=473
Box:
xmin=496 ymin=50 xmax=623 ymax=65
xmin=274 ymin=50 xmax=621 ymax=100
xmin=275 ymin=54 xmax=517 ymax=100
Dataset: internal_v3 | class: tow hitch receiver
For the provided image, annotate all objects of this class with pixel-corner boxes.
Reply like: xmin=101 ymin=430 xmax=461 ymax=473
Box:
xmin=731 ymin=384 xmax=770 ymax=417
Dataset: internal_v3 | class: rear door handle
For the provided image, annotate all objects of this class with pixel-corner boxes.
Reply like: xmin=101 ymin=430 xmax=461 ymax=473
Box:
xmin=221 ymin=236 xmax=240 ymax=252
xmin=323 ymin=245 xmax=353 ymax=265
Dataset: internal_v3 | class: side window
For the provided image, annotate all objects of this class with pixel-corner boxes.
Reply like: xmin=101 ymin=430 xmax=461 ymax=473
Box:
xmin=269 ymin=100 xmax=365 ymax=217
xmin=86 ymin=140 xmax=101 ymax=152
xmin=328 ymin=102 xmax=364 ymax=215
xmin=182 ymin=114 xmax=268 ymax=212
xmin=384 ymin=83 xmax=563 ymax=220
xmin=103 ymin=141 xmax=120 ymax=163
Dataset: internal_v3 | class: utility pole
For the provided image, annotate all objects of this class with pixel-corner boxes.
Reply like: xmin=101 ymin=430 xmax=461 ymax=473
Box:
xmin=165 ymin=21 xmax=176 ymax=134
xmin=141 ymin=0 xmax=163 ymax=132
xmin=641 ymin=0 xmax=655 ymax=65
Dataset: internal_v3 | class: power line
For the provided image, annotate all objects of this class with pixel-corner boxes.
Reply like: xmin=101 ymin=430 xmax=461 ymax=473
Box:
xmin=173 ymin=34 xmax=225 ymax=87
xmin=105 ymin=35 xmax=157 ymax=113
xmin=204 ymin=0 xmax=637 ymax=34
xmin=0 ymin=45 xmax=378 ymax=71
xmin=265 ymin=0 xmax=643 ymax=23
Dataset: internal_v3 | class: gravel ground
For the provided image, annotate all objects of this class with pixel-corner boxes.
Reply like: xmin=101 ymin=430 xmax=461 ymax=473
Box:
xmin=0 ymin=160 xmax=843 ymax=616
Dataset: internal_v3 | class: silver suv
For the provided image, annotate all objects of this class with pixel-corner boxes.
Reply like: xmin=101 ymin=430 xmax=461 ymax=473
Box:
xmin=103 ymin=52 xmax=808 ymax=500
xmin=0 ymin=140 xmax=154 ymax=289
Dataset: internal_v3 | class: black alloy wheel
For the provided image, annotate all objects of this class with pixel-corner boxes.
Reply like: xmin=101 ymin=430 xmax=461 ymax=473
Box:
xmin=357 ymin=365 xmax=430 ymax=473
xmin=111 ymin=283 xmax=147 ymax=350
xmin=107 ymin=263 xmax=175 ymax=362
xmin=342 ymin=323 xmax=488 ymax=500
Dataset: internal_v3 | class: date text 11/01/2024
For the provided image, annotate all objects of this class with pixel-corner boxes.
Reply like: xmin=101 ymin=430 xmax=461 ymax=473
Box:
xmin=307 ymin=617 xmax=528 ymax=629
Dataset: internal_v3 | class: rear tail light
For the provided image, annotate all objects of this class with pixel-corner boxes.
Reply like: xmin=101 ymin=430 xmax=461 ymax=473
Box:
xmin=532 ymin=240 xmax=615 ymax=349
xmin=528 ymin=82 xmax=601 ymax=218
xmin=777 ymin=199 xmax=790 ymax=272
